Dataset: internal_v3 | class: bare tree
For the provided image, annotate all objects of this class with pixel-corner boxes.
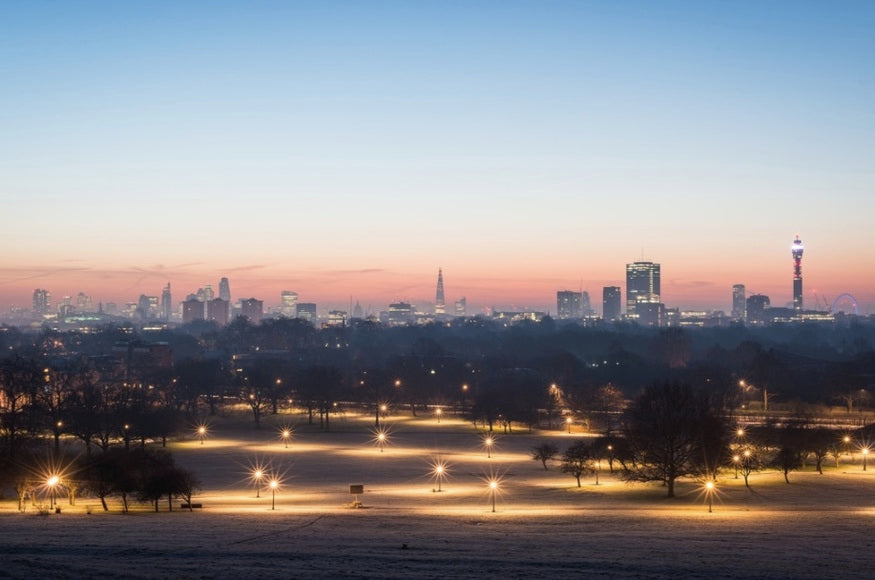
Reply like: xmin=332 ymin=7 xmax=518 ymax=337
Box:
xmin=561 ymin=440 xmax=593 ymax=487
xmin=531 ymin=441 xmax=559 ymax=470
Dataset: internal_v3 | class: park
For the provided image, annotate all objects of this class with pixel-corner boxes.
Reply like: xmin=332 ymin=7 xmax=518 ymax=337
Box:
xmin=2 ymin=405 xmax=874 ymax=579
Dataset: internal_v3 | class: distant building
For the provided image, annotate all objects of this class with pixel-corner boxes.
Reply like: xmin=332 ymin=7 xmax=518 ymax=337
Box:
xmin=32 ymin=289 xmax=51 ymax=316
xmin=296 ymin=302 xmax=317 ymax=322
xmin=581 ymin=291 xmax=594 ymax=316
xmin=746 ymin=294 xmax=770 ymax=325
xmin=732 ymin=284 xmax=746 ymax=322
xmin=388 ymin=302 xmax=414 ymax=326
xmin=219 ymin=277 xmax=231 ymax=302
xmin=76 ymin=292 xmax=93 ymax=312
xmin=352 ymin=300 xmax=364 ymax=319
xmin=602 ymin=286 xmax=621 ymax=321
xmin=280 ymin=291 xmax=298 ymax=318
xmin=182 ymin=298 xmax=205 ymax=324
xmin=557 ymin=291 xmax=582 ymax=319
xmin=454 ymin=297 xmax=467 ymax=317
xmin=435 ymin=269 xmax=446 ymax=315
xmin=136 ymin=295 xmax=159 ymax=320
xmin=240 ymin=298 xmax=263 ymax=324
xmin=207 ymin=298 xmax=229 ymax=326
xmin=626 ymin=261 xmax=660 ymax=315
xmin=327 ymin=310 xmax=348 ymax=326
xmin=161 ymin=283 xmax=173 ymax=321
xmin=636 ymin=302 xmax=665 ymax=327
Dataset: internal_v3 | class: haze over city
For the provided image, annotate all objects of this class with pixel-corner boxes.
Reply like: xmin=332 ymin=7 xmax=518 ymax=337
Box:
xmin=2 ymin=1 xmax=873 ymax=314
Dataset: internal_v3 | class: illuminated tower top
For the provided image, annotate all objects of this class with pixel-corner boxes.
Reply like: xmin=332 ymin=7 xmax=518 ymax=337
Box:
xmin=792 ymin=235 xmax=804 ymax=311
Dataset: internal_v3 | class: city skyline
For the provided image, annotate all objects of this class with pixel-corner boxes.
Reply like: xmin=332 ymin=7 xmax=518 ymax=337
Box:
xmin=2 ymin=2 xmax=873 ymax=313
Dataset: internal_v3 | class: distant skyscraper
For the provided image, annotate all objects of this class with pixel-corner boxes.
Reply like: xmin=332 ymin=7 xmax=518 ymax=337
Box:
xmin=455 ymin=297 xmax=467 ymax=317
xmin=240 ymin=298 xmax=263 ymax=324
xmin=557 ymin=291 xmax=582 ymax=319
xmin=581 ymin=291 xmax=593 ymax=316
xmin=626 ymin=261 xmax=660 ymax=315
xmin=792 ymin=235 xmax=804 ymax=311
xmin=435 ymin=269 xmax=446 ymax=315
xmin=747 ymin=294 xmax=770 ymax=325
xmin=76 ymin=292 xmax=92 ymax=312
xmin=732 ymin=284 xmax=746 ymax=321
xmin=280 ymin=291 xmax=298 ymax=318
xmin=161 ymin=283 xmax=172 ymax=321
xmin=32 ymin=289 xmax=51 ymax=315
xmin=219 ymin=277 xmax=231 ymax=302
xmin=352 ymin=300 xmax=364 ymax=319
xmin=204 ymin=285 xmax=214 ymax=301
xmin=297 ymin=302 xmax=317 ymax=322
xmin=602 ymin=286 xmax=621 ymax=321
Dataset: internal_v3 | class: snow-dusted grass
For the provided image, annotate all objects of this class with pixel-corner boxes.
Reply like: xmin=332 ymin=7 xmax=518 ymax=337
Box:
xmin=2 ymin=412 xmax=874 ymax=578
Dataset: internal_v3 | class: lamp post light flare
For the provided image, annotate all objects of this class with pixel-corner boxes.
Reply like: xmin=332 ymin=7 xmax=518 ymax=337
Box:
xmin=566 ymin=417 xmax=572 ymax=434
xmin=280 ymin=428 xmax=292 ymax=448
xmin=196 ymin=425 xmax=207 ymax=445
xmin=253 ymin=469 xmax=264 ymax=498
xmin=705 ymin=480 xmax=715 ymax=513
xmin=269 ymin=478 xmax=279 ymax=510
xmin=47 ymin=475 xmax=60 ymax=509
xmin=489 ymin=480 xmax=498 ymax=513
xmin=484 ymin=436 xmax=494 ymax=459
xmin=863 ymin=447 xmax=870 ymax=472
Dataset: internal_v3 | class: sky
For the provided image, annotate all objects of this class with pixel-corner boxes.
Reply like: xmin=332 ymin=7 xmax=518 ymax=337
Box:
xmin=1 ymin=1 xmax=874 ymax=315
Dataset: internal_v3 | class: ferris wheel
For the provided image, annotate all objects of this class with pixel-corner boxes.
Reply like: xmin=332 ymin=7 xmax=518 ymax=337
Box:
xmin=831 ymin=293 xmax=860 ymax=315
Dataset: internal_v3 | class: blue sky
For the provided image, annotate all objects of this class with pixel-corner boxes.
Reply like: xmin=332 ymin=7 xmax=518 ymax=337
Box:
xmin=1 ymin=1 xmax=873 ymax=313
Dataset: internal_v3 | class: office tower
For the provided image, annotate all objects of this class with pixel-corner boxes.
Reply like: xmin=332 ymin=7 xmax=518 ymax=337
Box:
xmin=32 ymin=289 xmax=51 ymax=315
xmin=161 ymin=283 xmax=172 ymax=321
xmin=182 ymin=298 xmax=205 ymax=324
xmin=280 ymin=291 xmax=298 ymax=318
xmin=435 ymin=269 xmax=446 ymax=315
xmin=602 ymin=286 xmax=621 ymax=321
xmin=747 ymin=294 xmax=770 ymax=325
xmin=76 ymin=292 xmax=93 ymax=312
xmin=732 ymin=284 xmax=746 ymax=321
xmin=388 ymin=302 xmax=414 ymax=325
xmin=352 ymin=300 xmax=364 ymax=319
xmin=581 ymin=291 xmax=593 ymax=316
xmin=219 ymin=277 xmax=231 ymax=302
xmin=792 ymin=235 xmax=804 ymax=311
xmin=240 ymin=298 xmax=263 ymax=324
xmin=455 ymin=297 xmax=467 ymax=317
xmin=557 ymin=291 xmax=582 ymax=319
xmin=203 ymin=285 xmax=214 ymax=301
xmin=297 ymin=302 xmax=317 ymax=322
xmin=206 ymin=298 xmax=229 ymax=326
xmin=136 ymin=295 xmax=159 ymax=320
xmin=626 ymin=261 xmax=660 ymax=315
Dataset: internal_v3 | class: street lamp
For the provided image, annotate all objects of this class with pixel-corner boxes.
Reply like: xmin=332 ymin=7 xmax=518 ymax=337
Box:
xmin=435 ymin=408 xmax=443 ymax=423
xmin=432 ymin=459 xmax=448 ymax=492
xmin=704 ymin=480 xmax=715 ymax=513
xmin=47 ymin=475 xmax=60 ymax=509
xmin=488 ymin=479 xmax=498 ymax=513
xmin=863 ymin=447 xmax=870 ymax=472
xmin=269 ymin=478 xmax=279 ymax=510
xmin=733 ymin=454 xmax=740 ymax=479
xmin=196 ymin=425 xmax=207 ymax=445
xmin=484 ymin=435 xmax=494 ymax=459
xmin=280 ymin=428 xmax=292 ymax=448
xmin=253 ymin=468 xmax=264 ymax=498
xmin=566 ymin=417 xmax=573 ymax=434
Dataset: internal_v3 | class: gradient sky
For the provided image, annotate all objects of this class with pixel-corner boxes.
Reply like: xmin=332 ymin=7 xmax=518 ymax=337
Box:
xmin=2 ymin=1 xmax=874 ymax=315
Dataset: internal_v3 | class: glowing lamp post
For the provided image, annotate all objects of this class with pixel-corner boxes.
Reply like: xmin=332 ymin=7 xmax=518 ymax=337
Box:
xmin=377 ymin=431 xmax=387 ymax=453
xmin=434 ymin=465 xmax=445 ymax=492
xmin=566 ymin=417 xmax=572 ymax=434
xmin=736 ymin=428 xmax=745 ymax=439
xmin=484 ymin=436 xmax=494 ymax=459
xmin=253 ymin=469 xmax=264 ymax=498
xmin=863 ymin=448 xmax=870 ymax=472
xmin=435 ymin=408 xmax=443 ymax=423
xmin=197 ymin=425 xmax=207 ymax=445
xmin=269 ymin=478 xmax=279 ymax=510
xmin=47 ymin=475 xmax=60 ymax=509
xmin=281 ymin=428 xmax=292 ymax=449
xmin=704 ymin=481 xmax=714 ymax=513
xmin=488 ymin=480 xmax=498 ymax=513
xmin=733 ymin=454 xmax=740 ymax=479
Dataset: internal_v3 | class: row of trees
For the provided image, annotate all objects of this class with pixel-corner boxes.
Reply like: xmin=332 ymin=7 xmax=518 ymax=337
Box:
xmin=5 ymin=446 xmax=199 ymax=513
xmin=532 ymin=382 xmax=871 ymax=495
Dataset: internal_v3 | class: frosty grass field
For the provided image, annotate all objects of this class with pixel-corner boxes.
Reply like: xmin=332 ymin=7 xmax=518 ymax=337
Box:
xmin=2 ymin=411 xmax=874 ymax=579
